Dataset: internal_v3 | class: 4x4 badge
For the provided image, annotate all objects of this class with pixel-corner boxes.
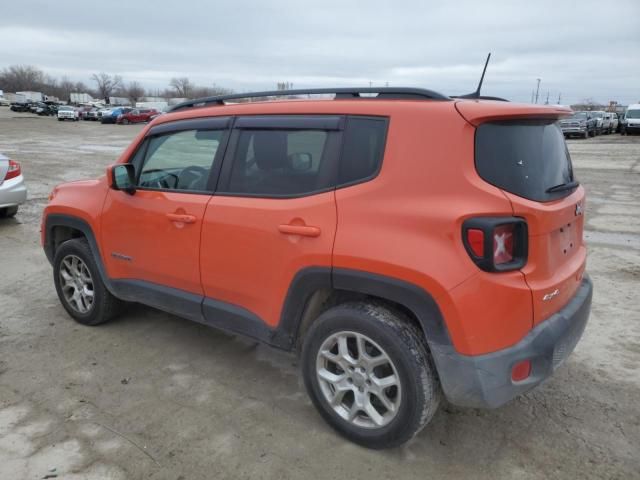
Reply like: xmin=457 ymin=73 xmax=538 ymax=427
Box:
xmin=575 ymin=203 xmax=583 ymax=216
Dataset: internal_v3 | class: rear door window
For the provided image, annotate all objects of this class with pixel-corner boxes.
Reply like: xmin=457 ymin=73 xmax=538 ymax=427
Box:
xmin=475 ymin=120 xmax=575 ymax=202
xmin=220 ymin=116 xmax=342 ymax=197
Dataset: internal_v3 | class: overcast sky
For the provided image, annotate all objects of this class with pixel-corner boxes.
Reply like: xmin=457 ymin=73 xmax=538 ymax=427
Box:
xmin=1 ymin=0 xmax=639 ymax=105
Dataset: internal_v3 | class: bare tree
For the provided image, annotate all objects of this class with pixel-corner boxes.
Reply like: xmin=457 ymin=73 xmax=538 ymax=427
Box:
xmin=169 ymin=77 xmax=192 ymax=97
xmin=0 ymin=65 xmax=45 ymax=92
xmin=277 ymin=82 xmax=293 ymax=91
xmin=91 ymin=72 xmax=123 ymax=100
xmin=58 ymin=76 xmax=76 ymax=101
xmin=126 ymin=81 xmax=145 ymax=104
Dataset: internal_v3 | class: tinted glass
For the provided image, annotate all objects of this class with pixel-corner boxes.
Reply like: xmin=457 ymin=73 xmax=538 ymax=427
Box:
xmin=338 ymin=117 xmax=387 ymax=185
xmin=476 ymin=120 xmax=574 ymax=202
xmin=138 ymin=129 xmax=222 ymax=191
xmin=225 ymin=129 xmax=332 ymax=196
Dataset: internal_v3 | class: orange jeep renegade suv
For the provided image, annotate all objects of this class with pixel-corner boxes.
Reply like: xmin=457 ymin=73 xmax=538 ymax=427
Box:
xmin=42 ymin=88 xmax=592 ymax=449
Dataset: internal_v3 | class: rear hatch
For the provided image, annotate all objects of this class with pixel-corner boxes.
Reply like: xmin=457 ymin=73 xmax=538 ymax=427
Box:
xmin=457 ymin=102 xmax=586 ymax=325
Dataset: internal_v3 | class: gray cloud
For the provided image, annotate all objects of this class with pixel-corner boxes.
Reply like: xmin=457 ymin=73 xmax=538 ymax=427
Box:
xmin=1 ymin=0 xmax=639 ymax=104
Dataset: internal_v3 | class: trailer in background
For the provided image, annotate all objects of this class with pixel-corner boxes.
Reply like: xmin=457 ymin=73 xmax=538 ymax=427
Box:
xmin=3 ymin=93 xmax=26 ymax=103
xmin=70 ymin=92 xmax=94 ymax=104
xmin=136 ymin=101 xmax=168 ymax=112
xmin=16 ymin=91 xmax=44 ymax=102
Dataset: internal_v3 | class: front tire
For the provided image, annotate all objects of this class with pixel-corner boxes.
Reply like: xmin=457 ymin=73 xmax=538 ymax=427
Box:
xmin=302 ymin=302 xmax=441 ymax=449
xmin=53 ymin=238 xmax=123 ymax=326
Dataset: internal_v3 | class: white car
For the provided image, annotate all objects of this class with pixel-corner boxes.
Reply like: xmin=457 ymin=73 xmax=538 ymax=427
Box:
xmin=0 ymin=153 xmax=27 ymax=218
xmin=57 ymin=106 xmax=79 ymax=121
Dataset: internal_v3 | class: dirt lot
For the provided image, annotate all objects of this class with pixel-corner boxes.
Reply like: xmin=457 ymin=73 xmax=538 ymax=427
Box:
xmin=0 ymin=108 xmax=638 ymax=480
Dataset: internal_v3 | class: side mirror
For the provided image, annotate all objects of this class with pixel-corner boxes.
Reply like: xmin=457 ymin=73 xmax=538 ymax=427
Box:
xmin=110 ymin=164 xmax=136 ymax=194
xmin=289 ymin=152 xmax=313 ymax=172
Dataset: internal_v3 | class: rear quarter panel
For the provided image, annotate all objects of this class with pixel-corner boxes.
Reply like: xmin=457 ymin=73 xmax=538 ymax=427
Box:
xmin=332 ymin=102 xmax=534 ymax=355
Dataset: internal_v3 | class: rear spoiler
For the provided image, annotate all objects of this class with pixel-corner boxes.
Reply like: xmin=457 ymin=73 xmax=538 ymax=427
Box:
xmin=454 ymin=101 xmax=573 ymax=127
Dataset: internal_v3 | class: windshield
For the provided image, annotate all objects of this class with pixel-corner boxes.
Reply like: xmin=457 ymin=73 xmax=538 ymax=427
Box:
xmin=626 ymin=109 xmax=640 ymax=119
xmin=59 ymin=106 xmax=73 ymax=111
xmin=591 ymin=112 xmax=603 ymax=118
xmin=476 ymin=120 xmax=574 ymax=202
xmin=572 ymin=112 xmax=587 ymax=119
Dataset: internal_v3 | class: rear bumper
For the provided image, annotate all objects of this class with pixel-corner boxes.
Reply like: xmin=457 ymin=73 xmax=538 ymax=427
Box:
xmin=0 ymin=175 xmax=28 ymax=208
xmin=432 ymin=275 xmax=593 ymax=408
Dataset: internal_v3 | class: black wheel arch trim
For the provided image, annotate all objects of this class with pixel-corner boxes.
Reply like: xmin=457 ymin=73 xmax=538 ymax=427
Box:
xmin=44 ymin=214 xmax=115 ymax=294
xmin=330 ymin=268 xmax=452 ymax=348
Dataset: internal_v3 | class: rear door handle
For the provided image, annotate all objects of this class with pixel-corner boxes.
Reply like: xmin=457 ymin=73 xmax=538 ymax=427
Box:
xmin=166 ymin=213 xmax=197 ymax=224
xmin=278 ymin=224 xmax=321 ymax=237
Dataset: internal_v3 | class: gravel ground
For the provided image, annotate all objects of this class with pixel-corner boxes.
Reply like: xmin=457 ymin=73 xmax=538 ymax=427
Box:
xmin=0 ymin=108 xmax=638 ymax=480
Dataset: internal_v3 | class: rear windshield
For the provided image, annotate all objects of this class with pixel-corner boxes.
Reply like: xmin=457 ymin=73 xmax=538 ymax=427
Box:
xmin=475 ymin=120 xmax=574 ymax=202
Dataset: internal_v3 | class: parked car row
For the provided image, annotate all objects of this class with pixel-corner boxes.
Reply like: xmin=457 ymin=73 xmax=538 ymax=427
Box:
xmin=10 ymin=100 xmax=59 ymax=116
xmin=560 ymin=110 xmax=629 ymax=138
xmin=8 ymin=100 xmax=160 ymax=125
xmin=77 ymin=106 xmax=160 ymax=124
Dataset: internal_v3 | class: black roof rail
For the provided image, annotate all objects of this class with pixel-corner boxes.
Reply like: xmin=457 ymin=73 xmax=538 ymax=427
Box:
xmin=452 ymin=95 xmax=509 ymax=102
xmin=168 ymin=87 xmax=451 ymax=112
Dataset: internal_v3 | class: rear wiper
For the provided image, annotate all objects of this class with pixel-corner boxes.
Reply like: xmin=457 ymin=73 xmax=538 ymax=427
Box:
xmin=546 ymin=180 xmax=580 ymax=193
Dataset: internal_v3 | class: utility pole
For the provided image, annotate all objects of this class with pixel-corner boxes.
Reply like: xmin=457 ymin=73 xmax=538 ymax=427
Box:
xmin=545 ymin=91 xmax=549 ymax=105
xmin=557 ymin=92 xmax=561 ymax=104
xmin=369 ymin=81 xmax=373 ymax=88
xmin=534 ymin=78 xmax=541 ymax=104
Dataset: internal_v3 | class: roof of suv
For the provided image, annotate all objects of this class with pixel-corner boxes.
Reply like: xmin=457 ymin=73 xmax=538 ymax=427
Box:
xmin=154 ymin=96 xmax=572 ymax=129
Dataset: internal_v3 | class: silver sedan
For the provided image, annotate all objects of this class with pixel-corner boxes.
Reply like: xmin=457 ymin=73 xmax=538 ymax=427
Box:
xmin=0 ymin=153 xmax=27 ymax=218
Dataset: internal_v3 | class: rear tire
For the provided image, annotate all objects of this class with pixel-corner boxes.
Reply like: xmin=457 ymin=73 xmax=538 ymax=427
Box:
xmin=302 ymin=302 xmax=441 ymax=449
xmin=0 ymin=206 xmax=18 ymax=218
xmin=53 ymin=238 xmax=124 ymax=326
xmin=583 ymin=130 xmax=589 ymax=139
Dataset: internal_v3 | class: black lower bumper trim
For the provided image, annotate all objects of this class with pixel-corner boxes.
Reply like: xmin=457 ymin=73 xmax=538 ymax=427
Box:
xmin=432 ymin=275 xmax=593 ymax=408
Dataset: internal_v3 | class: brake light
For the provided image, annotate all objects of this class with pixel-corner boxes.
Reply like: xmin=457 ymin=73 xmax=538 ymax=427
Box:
xmin=493 ymin=224 xmax=514 ymax=264
xmin=462 ymin=217 xmax=528 ymax=272
xmin=4 ymin=159 xmax=21 ymax=181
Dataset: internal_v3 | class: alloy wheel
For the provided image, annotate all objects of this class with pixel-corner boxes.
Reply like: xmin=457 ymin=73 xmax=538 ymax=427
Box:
xmin=316 ymin=331 xmax=402 ymax=429
xmin=59 ymin=255 xmax=94 ymax=314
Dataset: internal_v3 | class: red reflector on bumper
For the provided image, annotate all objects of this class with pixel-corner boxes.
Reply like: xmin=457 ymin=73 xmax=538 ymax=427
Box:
xmin=511 ymin=360 xmax=531 ymax=382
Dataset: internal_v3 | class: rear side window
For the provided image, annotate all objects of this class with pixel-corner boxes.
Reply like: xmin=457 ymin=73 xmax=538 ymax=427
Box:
xmin=338 ymin=117 xmax=387 ymax=185
xmin=475 ymin=120 xmax=574 ymax=202
xmin=224 ymin=129 xmax=334 ymax=196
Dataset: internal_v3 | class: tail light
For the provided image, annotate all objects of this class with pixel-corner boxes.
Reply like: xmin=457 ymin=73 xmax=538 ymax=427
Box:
xmin=4 ymin=159 xmax=21 ymax=181
xmin=462 ymin=217 xmax=528 ymax=272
